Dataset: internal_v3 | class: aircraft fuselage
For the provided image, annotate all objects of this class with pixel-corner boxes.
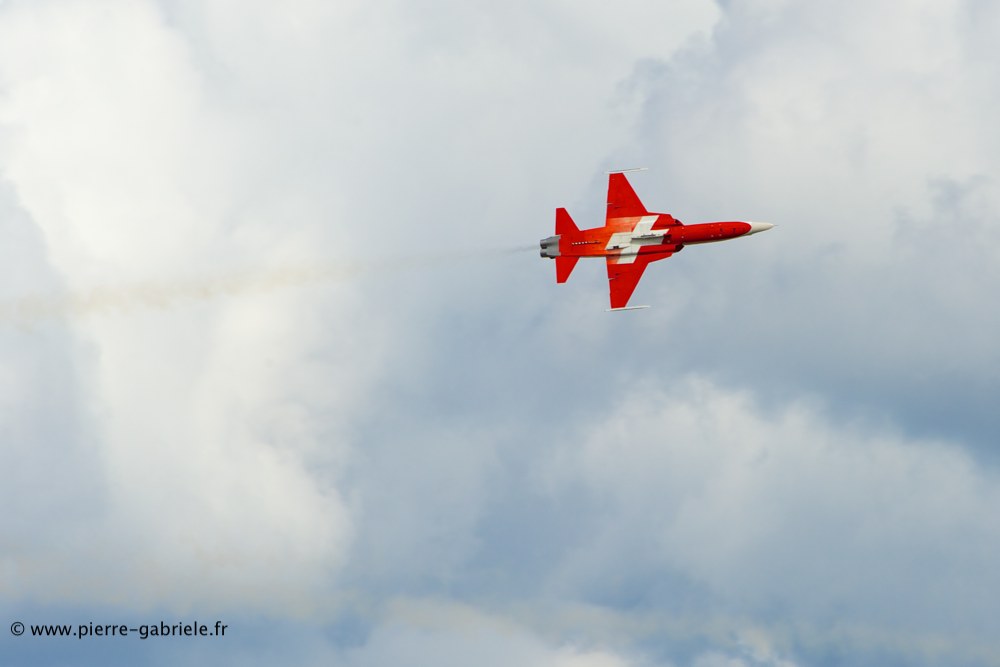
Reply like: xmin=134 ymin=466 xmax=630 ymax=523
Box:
xmin=540 ymin=218 xmax=772 ymax=262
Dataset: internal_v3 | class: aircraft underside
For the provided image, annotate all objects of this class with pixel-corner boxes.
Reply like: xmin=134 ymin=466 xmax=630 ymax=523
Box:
xmin=540 ymin=172 xmax=773 ymax=309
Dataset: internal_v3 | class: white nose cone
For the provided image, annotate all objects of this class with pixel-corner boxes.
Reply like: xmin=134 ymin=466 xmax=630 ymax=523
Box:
xmin=747 ymin=222 xmax=774 ymax=235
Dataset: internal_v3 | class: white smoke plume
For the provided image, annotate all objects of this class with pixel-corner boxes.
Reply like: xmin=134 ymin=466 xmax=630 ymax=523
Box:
xmin=0 ymin=245 xmax=536 ymax=324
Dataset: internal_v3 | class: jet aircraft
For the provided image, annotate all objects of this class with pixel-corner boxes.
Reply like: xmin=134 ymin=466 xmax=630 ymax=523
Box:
xmin=540 ymin=171 xmax=773 ymax=310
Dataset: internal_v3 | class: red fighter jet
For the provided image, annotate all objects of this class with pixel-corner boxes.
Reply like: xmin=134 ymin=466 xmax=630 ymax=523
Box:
xmin=540 ymin=170 xmax=774 ymax=310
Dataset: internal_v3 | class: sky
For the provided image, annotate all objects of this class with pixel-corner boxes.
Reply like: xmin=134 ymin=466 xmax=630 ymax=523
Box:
xmin=1 ymin=0 xmax=999 ymax=665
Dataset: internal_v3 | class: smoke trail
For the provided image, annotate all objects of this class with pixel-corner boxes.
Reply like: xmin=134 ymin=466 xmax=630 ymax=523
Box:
xmin=0 ymin=245 xmax=536 ymax=325
xmin=0 ymin=262 xmax=352 ymax=324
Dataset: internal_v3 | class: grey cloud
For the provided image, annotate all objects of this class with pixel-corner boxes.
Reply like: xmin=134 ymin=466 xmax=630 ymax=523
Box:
xmin=0 ymin=182 xmax=107 ymax=592
xmin=599 ymin=0 xmax=1000 ymax=454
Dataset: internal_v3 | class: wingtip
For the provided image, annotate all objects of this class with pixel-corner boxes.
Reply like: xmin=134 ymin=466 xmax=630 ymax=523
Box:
xmin=605 ymin=167 xmax=649 ymax=174
xmin=606 ymin=305 xmax=651 ymax=312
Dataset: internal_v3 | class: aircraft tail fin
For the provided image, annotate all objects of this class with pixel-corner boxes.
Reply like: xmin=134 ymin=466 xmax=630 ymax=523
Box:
xmin=554 ymin=209 xmax=580 ymax=282
xmin=555 ymin=256 xmax=579 ymax=283
xmin=555 ymin=208 xmax=579 ymax=235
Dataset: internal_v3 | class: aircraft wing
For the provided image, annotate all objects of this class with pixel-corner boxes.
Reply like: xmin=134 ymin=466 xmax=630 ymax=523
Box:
xmin=606 ymin=173 xmax=648 ymax=219
xmin=607 ymin=173 xmax=682 ymax=229
xmin=606 ymin=253 xmax=672 ymax=309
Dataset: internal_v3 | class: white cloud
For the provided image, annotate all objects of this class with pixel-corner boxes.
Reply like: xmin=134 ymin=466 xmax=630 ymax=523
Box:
xmin=0 ymin=0 xmax=719 ymax=616
xmin=339 ymin=599 xmax=635 ymax=667
xmin=588 ymin=0 xmax=1000 ymax=451
xmin=0 ymin=184 xmax=107 ymax=602
xmin=541 ymin=375 xmax=1000 ymax=658
xmin=0 ymin=0 xmax=363 ymax=611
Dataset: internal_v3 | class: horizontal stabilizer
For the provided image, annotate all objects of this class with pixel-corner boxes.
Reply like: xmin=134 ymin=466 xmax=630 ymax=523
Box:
xmin=556 ymin=256 xmax=579 ymax=283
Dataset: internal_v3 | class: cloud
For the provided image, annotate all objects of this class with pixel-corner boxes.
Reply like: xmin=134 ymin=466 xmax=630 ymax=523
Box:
xmin=338 ymin=599 xmax=635 ymax=667
xmin=0 ymin=0 xmax=717 ymax=620
xmin=596 ymin=0 xmax=1000 ymax=450
xmin=0 ymin=0 xmax=359 ymax=613
xmin=537 ymin=376 xmax=1000 ymax=662
xmin=0 ymin=182 xmax=107 ymax=599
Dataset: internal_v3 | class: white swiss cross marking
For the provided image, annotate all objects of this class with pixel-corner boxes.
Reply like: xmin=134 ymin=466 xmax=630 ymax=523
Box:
xmin=634 ymin=215 xmax=658 ymax=236
xmin=605 ymin=215 xmax=662 ymax=264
